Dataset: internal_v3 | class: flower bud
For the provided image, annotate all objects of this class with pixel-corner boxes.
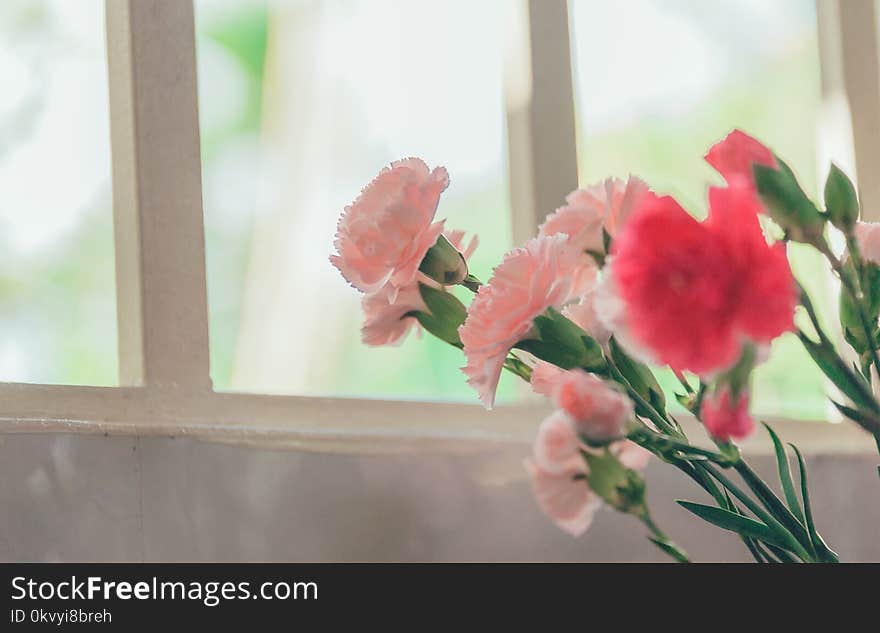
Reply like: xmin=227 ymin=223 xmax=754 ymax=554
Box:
xmin=583 ymin=448 xmax=646 ymax=515
xmin=418 ymin=234 xmax=469 ymax=286
xmin=824 ymin=163 xmax=859 ymax=233
xmin=754 ymin=159 xmax=826 ymax=245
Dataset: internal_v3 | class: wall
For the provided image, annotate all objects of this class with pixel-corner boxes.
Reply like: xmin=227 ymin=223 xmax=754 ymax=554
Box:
xmin=1 ymin=434 xmax=877 ymax=562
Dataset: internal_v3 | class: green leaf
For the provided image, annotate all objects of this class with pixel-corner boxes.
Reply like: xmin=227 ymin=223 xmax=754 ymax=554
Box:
xmin=790 ymin=444 xmax=839 ymax=563
xmin=762 ymin=423 xmax=805 ymax=524
xmin=830 ymin=399 xmax=880 ymax=434
xmin=764 ymin=543 xmax=799 ymax=563
xmin=676 ymin=500 xmax=794 ymax=551
xmin=733 ymin=461 xmax=813 ymax=555
xmin=824 ymin=163 xmax=859 ymax=232
xmin=798 ymin=332 xmax=879 ymax=413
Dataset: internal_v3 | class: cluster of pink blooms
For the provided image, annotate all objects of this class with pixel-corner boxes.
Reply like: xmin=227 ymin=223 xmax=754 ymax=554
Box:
xmin=331 ymin=130 xmax=805 ymax=535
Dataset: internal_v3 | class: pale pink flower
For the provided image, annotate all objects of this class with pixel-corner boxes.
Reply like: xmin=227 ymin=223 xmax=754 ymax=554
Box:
xmin=532 ymin=410 xmax=582 ymax=474
xmin=530 ymin=361 xmax=566 ymax=397
xmin=563 ymin=288 xmax=611 ymax=345
xmin=360 ymin=229 xmax=478 ymax=346
xmin=360 ymin=284 xmax=426 ymax=346
xmin=524 ymin=458 xmax=602 ymax=537
xmin=612 ymin=440 xmax=652 ymax=471
xmin=554 ymin=369 xmax=633 ymax=442
xmin=444 ymin=229 xmax=479 ymax=261
xmin=526 ymin=411 xmax=598 ymax=536
xmin=855 ymin=221 xmax=880 ymax=264
xmin=330 ymin=158 xmax=448 ymax=295
xmin=460 ymin=235 xmax=585 ymax=408
xmin=525 ymin=417 xmax=649 ymax=537
xmin=539 ymin=176 xmax=650 ymax=253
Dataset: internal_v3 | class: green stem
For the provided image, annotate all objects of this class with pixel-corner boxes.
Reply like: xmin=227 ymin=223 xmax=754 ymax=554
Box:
xmin=820 ymin=240 xmax=880 ymax=386
xmin=631 ymin=427 xmax=736 ymax=465
xmin=605 ymin=358 xmax=680 ymax=437
xmin=640 ymin=510 xmax=690 ymax=563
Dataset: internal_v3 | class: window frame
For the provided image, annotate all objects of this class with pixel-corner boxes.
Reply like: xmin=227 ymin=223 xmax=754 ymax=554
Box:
xmin=0 ymin=0 xmax=875 ymax=457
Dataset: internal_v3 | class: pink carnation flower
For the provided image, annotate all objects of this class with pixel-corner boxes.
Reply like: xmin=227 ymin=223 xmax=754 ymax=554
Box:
xmin=611 ymin=182 xmax=795 ymax=376
xmin=460 ymin=235 xmax=584 ymax=408
xmin=525 ymin=412 xmax=599 ymax=536
xmin=524 ymin=459 xmax=601 ymax=537
xmin=700 ymin=388 xmax=755 ymax=441
xmin=525 ymin=411 xmax=649 ymax=536
xmin=613 ymin=440 xmax=652 ymax=471
xmin=562 ymin=288 xmax=611 ymax=345
xmin=539 ymin=176 xmax=650 ymax=253
xmin=855 ymin=222 xmax=880 ymax=264
xmin=554 ymin=369 xmax=633 ymax=442
xmin=530 ymin=361 xmax=566 ymax=398
xmin=360 ymin=229 xmax=478 ymax=347
xmin=360 ymin=284 xmax=426 ymax=346
xmin=330 ymin=158 xmax=448 ymax=295
xmin=705 ymin=129 xmax=776 ymax=189
xmin=532 ymin=410 xmax=583 ymax=474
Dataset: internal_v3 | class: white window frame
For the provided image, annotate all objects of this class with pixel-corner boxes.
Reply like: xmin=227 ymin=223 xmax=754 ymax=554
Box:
xmin=0 ymin=0 xmax=875 ymax=456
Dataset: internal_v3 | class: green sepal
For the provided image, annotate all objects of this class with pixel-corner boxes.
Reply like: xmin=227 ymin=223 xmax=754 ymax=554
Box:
xmin=407 ymin=284 xmax=468 ymax=348
xmin=717 ymin=441 xmax=741 ymax=464
xmin=418 ymin=234 xmax=468 ymax=286
xmin=515 ymin=307 xmax=605 ymax=371
xmin=583 ymin=449 xmax=645 ymax=514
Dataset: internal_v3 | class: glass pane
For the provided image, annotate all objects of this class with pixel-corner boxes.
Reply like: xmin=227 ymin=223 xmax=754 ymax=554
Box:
xmin=0 ymin=0 xmax=117 ymax=384
xmin=570 ymin=0 xmax=828 ymax=419
xmin=197 ymin=0 xmax=514 ymax=401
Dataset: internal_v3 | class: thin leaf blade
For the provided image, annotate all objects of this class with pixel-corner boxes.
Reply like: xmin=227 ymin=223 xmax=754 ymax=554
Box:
xmin=790 ymin=443 xmax=839 ymax=563
xmin=762 ymin=423 xmax=805 ymax=524
xmin=676 ymin=500 xmax=794 ymax=552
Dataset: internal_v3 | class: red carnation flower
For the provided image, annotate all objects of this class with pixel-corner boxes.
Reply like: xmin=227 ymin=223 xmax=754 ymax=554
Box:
xmin=611 ymin=181 xmax=796 ymax=376
xmin=705 ymin=129 xmax=776 ymax=189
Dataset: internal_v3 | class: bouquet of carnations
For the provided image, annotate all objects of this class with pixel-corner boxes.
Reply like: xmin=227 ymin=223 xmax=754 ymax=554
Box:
xmin=329 ymin=130 xmax=880 ymax=563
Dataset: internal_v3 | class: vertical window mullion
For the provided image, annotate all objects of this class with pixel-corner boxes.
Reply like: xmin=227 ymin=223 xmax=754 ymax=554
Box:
xmin=105 ymin=0 xmax=212 ymax=391
xmin=505 ymin=0 xmax=579 ymax=244
xmin=830 ymin=0 xmax=880 ymax=221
